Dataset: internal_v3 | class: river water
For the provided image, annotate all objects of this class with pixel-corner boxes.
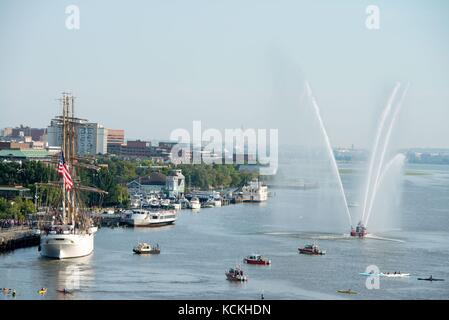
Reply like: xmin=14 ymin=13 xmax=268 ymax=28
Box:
xmin=1 ymin=163 xmax=448 ymax=300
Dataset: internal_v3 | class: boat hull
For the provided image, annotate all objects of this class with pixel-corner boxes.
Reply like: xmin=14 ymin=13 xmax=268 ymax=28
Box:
xmin=244 ymin=259 xmax=271 ymax=265
xmin=298 ymin=249 xmax=325 ymax=255
xmin=128 ymin=219 xmax=176 ymax=227
xmin=124 ymin=210 xmax=177 ymax=227
xmin=40 ymin=232 xmax=95 ymax=259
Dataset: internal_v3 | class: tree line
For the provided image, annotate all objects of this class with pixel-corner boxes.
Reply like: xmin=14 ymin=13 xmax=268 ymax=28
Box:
xmin=0 ymin=158 xmax=258 ymax=211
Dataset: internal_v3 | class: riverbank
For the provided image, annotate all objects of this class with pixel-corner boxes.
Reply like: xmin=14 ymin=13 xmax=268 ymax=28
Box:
xmin=0 ymin=226 xmax=40 ymax=253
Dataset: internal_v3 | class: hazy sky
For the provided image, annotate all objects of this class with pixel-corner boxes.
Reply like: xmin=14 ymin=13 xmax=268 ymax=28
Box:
xmin=1 ymin=0 xmax=448 ymax=148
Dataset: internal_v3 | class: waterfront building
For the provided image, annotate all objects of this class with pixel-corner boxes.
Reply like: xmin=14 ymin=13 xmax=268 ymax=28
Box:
xmin=166 ymin=169 xmax=185 ymax=198
xmin=127 ymin=172 xmax=167 ymax=195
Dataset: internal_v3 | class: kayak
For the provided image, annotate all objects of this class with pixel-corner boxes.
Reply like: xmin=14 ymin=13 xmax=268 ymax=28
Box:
xmin=418 ymin=277 xmax=444 ymax=281
xmin=38 ymin=288 xmax=47 ymax=295
xmin=57 ymin=288 xmax=74 ymax=294
xmin=337 ymin=289 xmax=357 ymax=295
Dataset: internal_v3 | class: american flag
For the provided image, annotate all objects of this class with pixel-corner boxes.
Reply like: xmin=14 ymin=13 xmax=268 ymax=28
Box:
xmin=57 ymin=151 xmax=73 ymax=191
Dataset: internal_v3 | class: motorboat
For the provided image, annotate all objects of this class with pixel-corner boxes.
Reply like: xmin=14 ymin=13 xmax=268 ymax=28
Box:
xmin=350 ymin=221 xmax=368 ymax=238
xmin=190 ymin=197 xmax=201 ymax=210
xmin=298 ymin=243 xmax=326 ymax=255
xmin=244 ymin=254 xmax=271 ymax=265
xmin=225 ymin=266 xmax=248 ymax=282
xmin=133 ymin=242 xmax=161 ymax=254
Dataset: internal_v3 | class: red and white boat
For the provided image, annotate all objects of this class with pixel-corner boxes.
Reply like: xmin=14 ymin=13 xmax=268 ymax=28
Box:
xmin=350 ymin=221 xmax=368 ymax=238
xmin=243 ymin=254 xmax=271 ymax=265
xmin=298 ymin=243 xmax=326 ymax=255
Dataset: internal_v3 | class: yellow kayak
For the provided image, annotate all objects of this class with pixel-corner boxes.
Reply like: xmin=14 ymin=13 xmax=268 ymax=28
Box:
xmin=38 ymin=288 xmax=47 ymax=295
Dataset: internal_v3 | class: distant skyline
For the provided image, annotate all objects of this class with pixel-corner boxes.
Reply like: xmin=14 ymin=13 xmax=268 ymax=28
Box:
xmin=1 ymin=0 xmax=449 ymax=149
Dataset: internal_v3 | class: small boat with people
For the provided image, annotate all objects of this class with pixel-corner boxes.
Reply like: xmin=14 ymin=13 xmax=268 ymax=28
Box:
xmin=359 ymin=271 xmax=410 ymax=278
xmin=298 ymin=243 xmax=326 ymax=255
xmin=417 ymin=275 xmax=444 ymax=282
xmin=133 ymin=242 xmax=161 ymax=254
xmin=244 ymin=254 xmax=271 ymax=265
xmin=382 ymin=271 xmax=410 ymax=278
xmin=225 ymin=266 xmax=248 ymax=282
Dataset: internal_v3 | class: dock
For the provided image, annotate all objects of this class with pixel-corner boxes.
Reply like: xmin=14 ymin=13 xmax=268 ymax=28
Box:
xmin=0 ymin=227 xmax=40 ymax=253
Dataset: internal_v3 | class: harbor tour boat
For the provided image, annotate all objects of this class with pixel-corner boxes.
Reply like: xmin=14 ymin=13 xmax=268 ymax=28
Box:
xmin=244 ymin=254 xmax=271 ymax=265
xmin=133 ymin=242 xmax=161 ymax=254
xmin=298 ymin=243 xmax=326 ymax=255
xmin=38 ymin=93 xmax=106 ymax=259
xmin=225 ymin=266 xmax=248 ymax=282
xmin=123 ymin=209 xmax=177 ymax=227
xmin=350 ymin=221 xmax=368 ymax=238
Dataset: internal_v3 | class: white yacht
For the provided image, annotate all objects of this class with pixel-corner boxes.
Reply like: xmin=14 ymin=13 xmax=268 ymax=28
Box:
xmin=189 ymin=197 xmax=201 ymax=210
xmin=123 ymin=209 xmax=177 ymax=227
xmin=241 ymin=180 xmax=268 ymax=202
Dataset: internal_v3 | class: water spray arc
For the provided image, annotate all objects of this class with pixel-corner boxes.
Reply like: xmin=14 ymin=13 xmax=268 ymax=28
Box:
xmin=303 ymin=81 xmax=408 ymax=234
xmin=361 ymin=82 xmax=401 ymax=223
xmin=364 ymin=84 xmax=409 ymax=227
xmin=304 ymin=82 xmax=353 ymax=228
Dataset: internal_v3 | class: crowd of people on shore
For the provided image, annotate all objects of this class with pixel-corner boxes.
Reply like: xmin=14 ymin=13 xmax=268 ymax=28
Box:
xmin=0 ymin=219 xmax=30 ymax=230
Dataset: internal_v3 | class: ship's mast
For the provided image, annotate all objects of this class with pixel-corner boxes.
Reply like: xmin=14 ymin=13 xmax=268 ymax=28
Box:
xmin=61 ymin=92 xmax=78 ymax=227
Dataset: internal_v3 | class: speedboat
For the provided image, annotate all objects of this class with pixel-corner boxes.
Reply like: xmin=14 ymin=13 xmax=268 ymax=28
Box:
xmin=298 ymin=243 xmax=326 ymax=255
xmin=133 ymin=242 xmax=161 ymax=254
xmin=244 ymin=254 xmax=271 ymax=265
xmin=225 ymin=266 xmax=248 ymax=282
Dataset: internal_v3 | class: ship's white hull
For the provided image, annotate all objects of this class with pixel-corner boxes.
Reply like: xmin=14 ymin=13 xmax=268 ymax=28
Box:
xmin=124 ymin=210 xmax=177 ymax=227
xmin=40 ymin=228 xmax=96 ymax=259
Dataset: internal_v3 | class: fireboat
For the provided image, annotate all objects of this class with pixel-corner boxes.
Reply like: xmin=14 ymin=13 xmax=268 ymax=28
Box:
xmin=350 ymin=221 xmax=368 ymax=238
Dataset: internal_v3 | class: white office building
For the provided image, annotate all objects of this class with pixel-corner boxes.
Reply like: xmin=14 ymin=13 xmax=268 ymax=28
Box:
xmin=47 ymin=120 xmax=107 ymax=156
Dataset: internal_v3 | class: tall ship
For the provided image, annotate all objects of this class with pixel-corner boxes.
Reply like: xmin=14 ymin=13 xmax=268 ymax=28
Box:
xmin=38 ymin=93 xmax=107 ymax=259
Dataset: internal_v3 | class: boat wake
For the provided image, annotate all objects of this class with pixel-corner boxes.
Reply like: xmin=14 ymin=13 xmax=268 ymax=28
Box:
xmin=262 ymin=231 xmax=405 ymax=242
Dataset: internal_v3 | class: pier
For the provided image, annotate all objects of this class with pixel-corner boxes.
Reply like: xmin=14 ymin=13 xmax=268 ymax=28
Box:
xmin=0 ymin=227 xmax=40 ymax=253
